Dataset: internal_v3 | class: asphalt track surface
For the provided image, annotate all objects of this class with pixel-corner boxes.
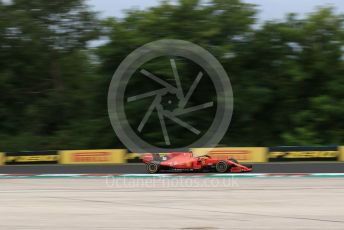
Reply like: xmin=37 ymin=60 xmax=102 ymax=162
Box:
xmin=1 ymin=178 xmax=344 ymax=229
xmin=1 ymin=162 xmax=344 ymax=174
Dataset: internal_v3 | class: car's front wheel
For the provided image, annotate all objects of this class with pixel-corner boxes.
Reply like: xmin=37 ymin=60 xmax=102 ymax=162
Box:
xmin=146 ymin=162 xmax=160 ymax=174
xmin=215 ymin=161 xmax=229 ymax=173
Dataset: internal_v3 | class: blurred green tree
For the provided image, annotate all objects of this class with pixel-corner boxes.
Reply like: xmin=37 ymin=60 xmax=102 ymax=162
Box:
xmin=0 ymin=0 xmax=100 ymax=150
xmin=0 ymin=0 xmax=343 ymax=151
xmin=97 ymin=0 xmax=258 ymax=148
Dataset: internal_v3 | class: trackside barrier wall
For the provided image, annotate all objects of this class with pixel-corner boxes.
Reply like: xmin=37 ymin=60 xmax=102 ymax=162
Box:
xmin=59 ymin=149 xmax=126 ymax=164
xmin=0 ymin=152 xmax=4 ymax=165
xmin=4 ymin=150 xmax=59 ymax=165
xmin=268 ymin=146 xmax=339 ymax=162
xmin=340 ymin=146 xmax=344 ymax=161
xmin=191 ymin=147 xmax=267 ymax=163
xmin=1 ymin=146 xmax=343 ymax=165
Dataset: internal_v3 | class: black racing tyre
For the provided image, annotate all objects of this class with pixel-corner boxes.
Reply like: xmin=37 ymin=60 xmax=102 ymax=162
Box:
xmin=215 ymin=161 xmax=229 ymax=173
xmin=146 ymin=162 xmax=160 ymax=174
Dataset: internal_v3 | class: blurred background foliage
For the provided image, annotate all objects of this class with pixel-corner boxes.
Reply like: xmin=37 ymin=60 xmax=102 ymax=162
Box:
xmin=0 ymin=0 xmax=343 ymax=151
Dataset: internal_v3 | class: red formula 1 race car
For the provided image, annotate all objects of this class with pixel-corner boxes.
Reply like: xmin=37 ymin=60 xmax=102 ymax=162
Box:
xmin=141 ymin=152 xmax=252 ymax=173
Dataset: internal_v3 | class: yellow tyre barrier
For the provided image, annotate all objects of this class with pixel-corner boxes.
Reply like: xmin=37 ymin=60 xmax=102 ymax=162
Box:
xmin=59 ymin=149 xmax=126 ymax=164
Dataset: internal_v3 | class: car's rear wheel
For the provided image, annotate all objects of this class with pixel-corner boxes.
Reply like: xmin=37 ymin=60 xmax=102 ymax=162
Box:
xmin=215 ymin=161 xmax=229 ymax=173
xmin=146 ymin=162 xmax=160 ymax=174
